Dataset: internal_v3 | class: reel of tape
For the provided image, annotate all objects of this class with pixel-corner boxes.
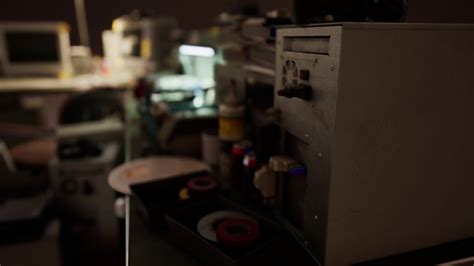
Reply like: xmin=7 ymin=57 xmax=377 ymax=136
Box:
xmin=216 ymin=218 xmax=260 ymax=249
xmin=196 ymin=210 xmax=253 ymax=242
xmin=187 ymin=176 xmax=220 ymax=198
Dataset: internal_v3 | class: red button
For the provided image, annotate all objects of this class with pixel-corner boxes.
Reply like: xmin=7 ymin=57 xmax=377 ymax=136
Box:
xmin=299 ymin=70 xmax=310 ymax=81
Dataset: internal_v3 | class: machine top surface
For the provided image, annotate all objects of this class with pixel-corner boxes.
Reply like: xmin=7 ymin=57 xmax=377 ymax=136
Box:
xmin=277 ymin=22 xmax=474 ymax=30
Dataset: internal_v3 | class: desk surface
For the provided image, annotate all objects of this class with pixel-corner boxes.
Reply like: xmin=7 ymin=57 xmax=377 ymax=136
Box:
xmin=0 ymin=74 xmax=135 ymax=93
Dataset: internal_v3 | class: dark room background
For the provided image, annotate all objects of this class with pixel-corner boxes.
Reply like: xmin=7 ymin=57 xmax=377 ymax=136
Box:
xmin=1 ymin=0 xmax=474 ymax=54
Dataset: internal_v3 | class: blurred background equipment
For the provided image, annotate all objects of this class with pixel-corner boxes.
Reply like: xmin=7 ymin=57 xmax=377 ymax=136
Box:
xmin=107 ymin=11 xmax=179 ymax=75
xmin=0 ymin=139 xmax=57 ymax=265
xmin=178 ymin=44 xmax=216 ymax=88
xmin=70 ymin=46 xmax=93 ymax=75
xmin=74 ymin=0 xmax=90 ymax=48
xmin=0 ymin=22 xmax=72 ymax=77
xmin=49 ymin=89 xmax=125 ymax=265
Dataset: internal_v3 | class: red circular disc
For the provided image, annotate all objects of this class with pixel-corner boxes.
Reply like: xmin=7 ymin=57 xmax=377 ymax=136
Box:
xmin=187 ymin=176 xmax=219 ymax=191
xmin=216 ymin=218 xmax=260 ymax=249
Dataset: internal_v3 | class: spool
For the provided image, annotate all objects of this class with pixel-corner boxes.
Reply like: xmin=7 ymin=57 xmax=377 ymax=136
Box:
xmin=187 ymin=176 xmax=220 ymax=198
xmin=216 ymin=218 xmax=260 ymax=249
xmin=196 ymin=211 xmax=252 ymax=242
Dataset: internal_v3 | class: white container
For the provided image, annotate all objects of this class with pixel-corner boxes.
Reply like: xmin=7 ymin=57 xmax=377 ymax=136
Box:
xmin=201 ymin=129 xmax=220 ymax=166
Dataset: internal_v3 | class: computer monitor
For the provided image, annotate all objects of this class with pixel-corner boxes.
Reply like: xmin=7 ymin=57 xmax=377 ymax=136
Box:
xmin=111 ymin=16 xmax=178 ymax=71
xmin=0 ymin=22 xmax=72 ymax=77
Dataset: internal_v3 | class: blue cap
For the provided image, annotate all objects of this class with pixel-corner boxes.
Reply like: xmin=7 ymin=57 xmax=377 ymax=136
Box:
xmin=288 ymin=165 xmax=307 ymax=176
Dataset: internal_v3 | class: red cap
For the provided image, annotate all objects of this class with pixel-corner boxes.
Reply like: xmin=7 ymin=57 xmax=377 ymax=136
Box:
xmin=243 ymin=153 xmax=257 ymax=168
xmin=232 ymin=144 xmax=246 ymax=156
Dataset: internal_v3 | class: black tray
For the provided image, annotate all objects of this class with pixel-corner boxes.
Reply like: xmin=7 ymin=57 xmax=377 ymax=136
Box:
xmin=131 ymin=170 xmax=210 ymax=230
xmin=165 ymin=197 xmax=319 ymax=266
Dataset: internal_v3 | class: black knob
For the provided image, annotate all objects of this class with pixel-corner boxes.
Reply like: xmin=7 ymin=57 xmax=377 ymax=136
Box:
xmin=277 ymin=84 xmax=312 ymax=101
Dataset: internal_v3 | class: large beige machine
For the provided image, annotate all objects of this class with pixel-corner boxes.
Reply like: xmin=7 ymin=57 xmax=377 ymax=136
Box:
xmin=274 ymin=23 xmax=474 ymax=265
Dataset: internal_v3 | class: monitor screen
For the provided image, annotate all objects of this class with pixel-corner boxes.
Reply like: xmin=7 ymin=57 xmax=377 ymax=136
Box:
xmin=5 ymin=32 xmax=59 ymax=63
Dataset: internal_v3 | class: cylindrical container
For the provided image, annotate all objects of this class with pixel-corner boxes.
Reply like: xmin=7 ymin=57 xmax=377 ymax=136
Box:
xmin=202 ymin=129 xmax=220 ymax=166
xmin=243 ymin=152 xmax=257 ymax=191
xmin=219 ymin=104 xmax=246 ymax=141
xmin=219 ymin=141 xmax=233 ymax=188
xmin=231 ymin=143 xmax=246 ymax=190
xmin=243 ymin=152 xmax=262 ymax=202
